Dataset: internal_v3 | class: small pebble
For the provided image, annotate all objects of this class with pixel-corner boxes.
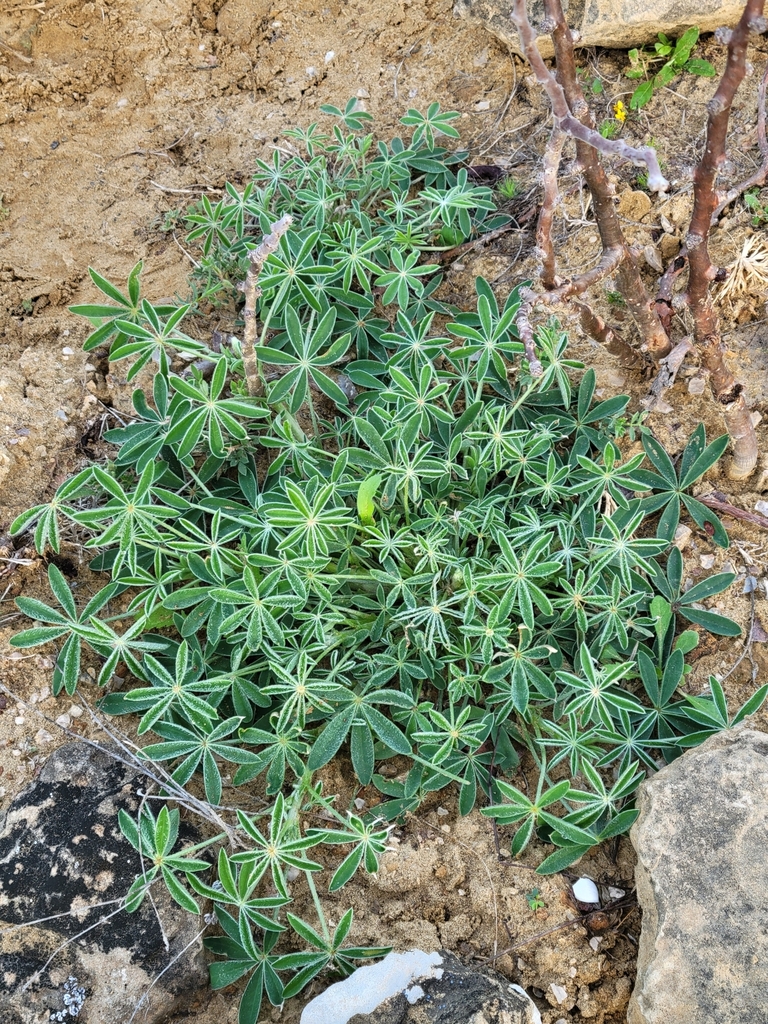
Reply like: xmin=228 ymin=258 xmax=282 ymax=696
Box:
xmin=55 ymin=714 xmax=71 ymax=729
xmin=34 ymin=729 xmax=54 ymax=745
xmin=700 ymin=554 xmax=715 ymax=569
xmin=324 ymin=50 xmax=335 ymax=62
xmin=14 ymin=716 xmax=24 ymax=725
xmin=550 ymin=983 xmax=568 ymax=1004
xmin=437 ymin=807 xmax=449 ymax=816
xmin=673 ymin=524 xmax=692 ymax=551
xmin=572 ymin=877 xmax=600 ymax=904
xmin=354 ymin=797 xmax=366 ymax=810
xmin=61 ymin=346 xmax=74 ymax=356
xmin=69 ymin=704 xmax=83 ymax=718
xmin=589 ymin=936 xmax=602 ymax=951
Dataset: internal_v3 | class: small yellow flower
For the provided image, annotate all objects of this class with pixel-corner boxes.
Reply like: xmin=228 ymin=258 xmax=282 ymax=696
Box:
xmin=614 ymin=100 xmax=627 ymax=123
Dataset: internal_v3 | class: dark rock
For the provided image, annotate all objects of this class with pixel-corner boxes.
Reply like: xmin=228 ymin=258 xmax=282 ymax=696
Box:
xmin=0 ymin=742 xmax=207 ymax=1024
xmin=629 ymin=727 xmax=768 ymax=1024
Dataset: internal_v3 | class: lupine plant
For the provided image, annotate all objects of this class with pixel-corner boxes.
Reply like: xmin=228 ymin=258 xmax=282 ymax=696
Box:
xmin=10 ymin=102 xmax=766 ymax=1022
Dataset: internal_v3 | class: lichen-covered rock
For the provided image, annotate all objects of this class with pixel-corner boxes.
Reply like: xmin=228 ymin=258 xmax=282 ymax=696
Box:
xmin=628 ymin=727 xmax=768 ymax=1024
xmin=301 ymin=948 xmax=542 ymax=1024
xmin=0 ymin=742 xmax=207 ymax=1024
xmin=454 ymin=0 xmax=747 ymax=58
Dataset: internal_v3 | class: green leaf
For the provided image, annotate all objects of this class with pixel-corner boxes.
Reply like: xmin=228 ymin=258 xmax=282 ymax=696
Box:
xmin=630 ymin=81 xmax=655 ymax=109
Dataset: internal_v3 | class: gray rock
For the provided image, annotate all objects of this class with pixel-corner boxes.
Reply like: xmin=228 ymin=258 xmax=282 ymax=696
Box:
xmin=0 ymin=742 xmax=207 ymax=1024
xmin=454 ymin=0 xmax=747 ymax=58
xmin=301 ymin=948 xmax=542 ymax=1024
xmin=628 ymin=727 xmax=768 ymax=1024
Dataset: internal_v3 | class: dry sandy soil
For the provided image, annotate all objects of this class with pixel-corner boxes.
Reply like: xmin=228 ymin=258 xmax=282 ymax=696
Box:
xmin=1 ymin=1 xmax=768 ymax=1022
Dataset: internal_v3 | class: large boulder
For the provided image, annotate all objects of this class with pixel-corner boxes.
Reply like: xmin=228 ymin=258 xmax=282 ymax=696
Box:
xmin=300 ymin=948 xmax=542 ymax=1024
xmin=628 ymin=727 xmax=768 ymax=1024
xmin=454 ymin=0 xmax=748 ymax=58
xmin=0 ymin=742 xmax=207 ymax=1024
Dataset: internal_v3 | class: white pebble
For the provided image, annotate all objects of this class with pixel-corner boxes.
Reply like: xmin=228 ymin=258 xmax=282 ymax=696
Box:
xmin=608 ymin=886 xmax=625 ymax=900
xmin=56 ymin=713 xmax=71 ymax=729
xmin=11 ymin=749 xmax=21 ymax=757
xmin=550 ymin=983 xmax=568 ymax=1004
xmin=69 ymin=705 xmax=83 ymax=718
xmin=589 ymin=936 xmax=602 ymax=951
xmin=572 ymin=877 xmax=600 ymax=904
xmin=700 ymin=554 xmax=715 ymax=569
xmin=354 ymin=797 xmax=366 ymax=810
xmin=35 ymin=729 xmax=54 ymax=745
xmin=14 ymin=716 xmax=24 ymax=725
xmin=436 ymin=807 xmax=449 ymax=817
xmin=325 ymin=50 xmax=335 ymax=63
xmin=61 ymin=346 xmax=74 ymax=356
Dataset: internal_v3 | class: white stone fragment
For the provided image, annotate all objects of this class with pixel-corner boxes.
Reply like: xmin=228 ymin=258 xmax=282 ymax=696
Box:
xmin=673 ymin=524 xmax=692 ymax=551
xmin=572 ymin=877 xmax=600 ymax=904
xmin=550 ymin=983 xmax=568 ymax=1004
xmin=68 ymin=705 xmax=83 ymax=719
xmin=405 ymin=985 xmax=425 ymax=1004
xmin=55 ymin=714 xmax=71 ymax=729
xmin=300 ymin=950 xmax=444 ymax=1024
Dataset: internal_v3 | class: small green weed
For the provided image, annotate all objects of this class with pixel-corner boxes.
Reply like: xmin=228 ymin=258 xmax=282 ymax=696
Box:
xmin=525 ymin=888 xmax=546 ymax=912
xmin=744 ymin=187 xmax=768 ymax=227
xmin=497 ymin=176 xmax=519 ymax=200
xmin=9 ymin=99 xmax=766 ymax=1022
xmin=599 ymin=120 xmax=620 ymax=140
xmin=625 ymin=27 xmax=716 ymax=109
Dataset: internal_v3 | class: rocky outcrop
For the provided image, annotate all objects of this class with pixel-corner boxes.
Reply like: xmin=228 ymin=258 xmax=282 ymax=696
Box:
xmin=301 ymin=948 xmax=542 ymax=1024
xmin=0 ymin=742 xmax=207 ymax=1024
xmin=628 ymin=727 xmax=768 ymax=1024
xmin=454 ymin=0 xmax=748 ymax=58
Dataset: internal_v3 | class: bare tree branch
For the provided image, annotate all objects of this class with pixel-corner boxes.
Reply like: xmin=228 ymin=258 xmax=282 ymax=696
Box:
xmin=711 ymin=60 xmax=768 ymax=223
xmin=685 ymin=1 xmax=764 ymax=479
xmin=510 ymin=0 xmax=669 ymax=190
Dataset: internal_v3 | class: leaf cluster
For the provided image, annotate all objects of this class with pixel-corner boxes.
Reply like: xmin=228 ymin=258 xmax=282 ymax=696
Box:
xmin=625 ymin=27 xmax=716 ymax=109
xmin=9 ymin=100 xmax=763 ymax=1023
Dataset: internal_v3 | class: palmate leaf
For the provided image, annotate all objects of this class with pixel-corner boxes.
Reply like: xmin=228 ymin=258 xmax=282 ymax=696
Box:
xmin=12 ymin=103 xmax=761 ymax=988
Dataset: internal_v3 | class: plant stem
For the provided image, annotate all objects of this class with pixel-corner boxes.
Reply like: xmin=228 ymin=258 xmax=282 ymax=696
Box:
xmin=242 ymin=214 xmax=292 ymax=397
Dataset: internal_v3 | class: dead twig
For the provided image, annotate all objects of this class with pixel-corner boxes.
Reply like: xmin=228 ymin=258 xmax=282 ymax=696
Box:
xmin=0 ymin=37 xmax=34 ymax=63
xmin=698 ymin=490 xmax=768 ymax=531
